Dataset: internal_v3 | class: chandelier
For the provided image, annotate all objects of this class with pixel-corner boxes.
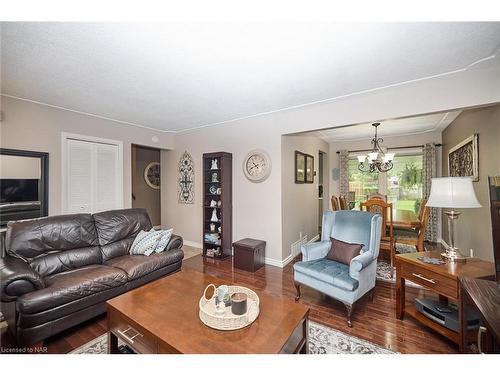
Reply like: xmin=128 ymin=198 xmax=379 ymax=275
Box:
xmin=357 ymin=123 xmax=395 ymax=173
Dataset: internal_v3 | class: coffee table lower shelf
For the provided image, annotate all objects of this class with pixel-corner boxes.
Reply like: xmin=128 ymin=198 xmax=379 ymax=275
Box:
xmin=404 ymin=305 xmax=460 ymax=344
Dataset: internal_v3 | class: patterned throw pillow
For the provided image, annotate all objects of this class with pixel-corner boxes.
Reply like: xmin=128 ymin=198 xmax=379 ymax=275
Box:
xmin=129 ymin=229 xmax=164 ymax=256
xmin=154 ymin=228 xmax=174 ymax=253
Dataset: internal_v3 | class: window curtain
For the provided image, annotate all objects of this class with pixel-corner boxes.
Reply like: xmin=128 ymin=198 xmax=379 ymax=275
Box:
xmin=339 ymin=150 xmax=350 ymax=198
xmin=422 ymin=143 xmax=438 ymax=242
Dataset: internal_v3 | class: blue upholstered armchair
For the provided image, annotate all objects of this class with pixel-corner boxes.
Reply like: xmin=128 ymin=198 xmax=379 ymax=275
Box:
xmin=293 ymin=210 xmax=382 ymax=327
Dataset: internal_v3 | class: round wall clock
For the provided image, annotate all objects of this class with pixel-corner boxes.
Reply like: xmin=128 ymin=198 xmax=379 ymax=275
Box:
xmin=243 ymin=149 xmax=272 ymax=183
xmin=144 ymin=162 xmax=161 ymax=189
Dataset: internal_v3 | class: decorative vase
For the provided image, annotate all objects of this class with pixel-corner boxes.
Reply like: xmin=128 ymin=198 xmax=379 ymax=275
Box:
xmin=210 ymin=209 xmax=218 ymax=222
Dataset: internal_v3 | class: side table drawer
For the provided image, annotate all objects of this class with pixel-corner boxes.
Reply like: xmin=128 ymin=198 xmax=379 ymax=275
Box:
xmin=401 ymin=263 xmax=457 ymax=299
xmin=108 ymin=310 xmax=158 ymax=353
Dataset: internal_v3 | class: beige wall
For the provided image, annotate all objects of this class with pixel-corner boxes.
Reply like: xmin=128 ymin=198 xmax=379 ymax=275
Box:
xmin=441 ymin=105 xmax=500 ymax=261
xmin=0 ymin=96 xmax=174 ymax=215
xmin=132 ymin=145 xmax=161 ymax=226
xmin=161 ymin=119 xmax=283 ymax=264
xmin=281 ymin=134 xmax=329 ymax=260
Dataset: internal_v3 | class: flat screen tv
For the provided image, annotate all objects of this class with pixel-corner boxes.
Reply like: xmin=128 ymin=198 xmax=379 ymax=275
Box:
xmin=0 ymin=179 xmax=40 ymax=203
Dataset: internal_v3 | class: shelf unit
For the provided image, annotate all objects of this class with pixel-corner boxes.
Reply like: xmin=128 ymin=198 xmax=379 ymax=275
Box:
xmin=202 ymin=152 xmax=232 ymax=259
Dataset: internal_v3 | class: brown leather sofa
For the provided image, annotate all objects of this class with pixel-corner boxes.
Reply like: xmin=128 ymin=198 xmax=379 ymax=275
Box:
xmin=0 ymin=208 xmax=183 ymax=346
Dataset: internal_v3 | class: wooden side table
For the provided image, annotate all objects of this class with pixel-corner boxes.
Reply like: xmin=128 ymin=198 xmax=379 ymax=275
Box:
xmin=395 ymin=251 xmax=495 ymax=352
xmin=233 ymin=238 xmax=266 ymax=272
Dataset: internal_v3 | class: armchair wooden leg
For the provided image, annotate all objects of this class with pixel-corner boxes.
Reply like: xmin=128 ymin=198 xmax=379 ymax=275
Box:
xmin=368 ymin=288 xmax=375 ymax=302
xmin=294 ymin=282 xmax=301 ymax=302
xmin=343 ymin=303 xmax=354 ymax=328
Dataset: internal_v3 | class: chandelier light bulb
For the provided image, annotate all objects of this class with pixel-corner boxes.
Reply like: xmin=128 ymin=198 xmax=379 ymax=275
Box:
xmin=368 ymin=152 xmax=378 ymax=161
xmin=357 ymin=155 xmax=366 ymax=163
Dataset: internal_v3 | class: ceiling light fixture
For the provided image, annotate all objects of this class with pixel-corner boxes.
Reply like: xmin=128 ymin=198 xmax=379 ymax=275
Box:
xmin=357 ymin=123 xmax=395 ymax=173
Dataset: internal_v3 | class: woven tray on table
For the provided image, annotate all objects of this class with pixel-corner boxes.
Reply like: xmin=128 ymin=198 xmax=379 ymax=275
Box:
xmin=199 ymin=284 xmax=260 ymax=331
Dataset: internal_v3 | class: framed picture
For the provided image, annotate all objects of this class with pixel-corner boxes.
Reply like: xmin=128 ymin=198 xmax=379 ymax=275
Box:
xmin=294 ymin=151 xmax=305 ymax=183
xmin=448 ymin=134 xmax=479 ymax=182
xmin=305 ymin=153 xmax=314 ymax=183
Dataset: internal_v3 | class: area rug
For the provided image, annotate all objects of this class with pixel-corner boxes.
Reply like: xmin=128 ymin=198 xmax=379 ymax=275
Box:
xmin=70 ymin=321 xmax=396 ymax=354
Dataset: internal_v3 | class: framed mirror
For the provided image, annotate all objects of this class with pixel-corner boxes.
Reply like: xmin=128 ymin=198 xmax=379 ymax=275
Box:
xmin=0 ymin=148 xmax=49 ymax=227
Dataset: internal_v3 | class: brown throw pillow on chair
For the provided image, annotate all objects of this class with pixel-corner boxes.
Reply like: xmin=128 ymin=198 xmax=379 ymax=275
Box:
xmin=326 ymin=237 xmax=363 ymax=265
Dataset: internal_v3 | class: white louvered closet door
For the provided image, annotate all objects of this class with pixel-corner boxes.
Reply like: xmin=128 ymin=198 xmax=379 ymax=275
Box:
xmin=67 ymin=139 xmax=93 ymax=214
xmin=94 ymin=143 xmax=120 ymax=213
xmin=65 ymin=137 xmax=122 ymax=214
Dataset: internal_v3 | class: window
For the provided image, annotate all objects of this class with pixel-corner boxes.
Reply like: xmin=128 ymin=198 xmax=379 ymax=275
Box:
xmin=348 ymin=159 xmax=379 ymax=209
xmin=348 ymin=150 xmax=423 ymax=214
xmin=386 ymin=153 xmax=423 ymax=215
xmin=63 ymin=134 xmax=123 ymax=214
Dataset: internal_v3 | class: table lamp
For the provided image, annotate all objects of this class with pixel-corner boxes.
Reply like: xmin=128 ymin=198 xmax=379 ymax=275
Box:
xmin=426 ymin=177 xmax=482 ymax=262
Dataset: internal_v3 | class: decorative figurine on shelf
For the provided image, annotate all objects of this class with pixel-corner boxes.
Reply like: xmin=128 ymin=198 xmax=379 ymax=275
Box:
xmin=216 ymin=188 xmax=222 ymax=195
xmin=217 ymin=200 xmax=222 ymax=207
xmin=212 ymin=172 xmax=219 ymax=182
xmin=218 ymin=226 xmax=222 ymax=233
xmin=210 ymin=208 xmax=219 ymax=222
xmin=210 ymin=199 xmax=217 ymax=207
xmin=211 ymin=159 xmax=218 ymax=170
xmin=210 ymin=223 xmax=216 ymax=232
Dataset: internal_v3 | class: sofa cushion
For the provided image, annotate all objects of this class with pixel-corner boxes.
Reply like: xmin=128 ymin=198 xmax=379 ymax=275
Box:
xmin=326 ymin=237 xmax=363 ymax=265
xmin=6 ymin=214 xmax=101 ymax=276
xmin=130 ymin=229 xmax=164 ymax=256
xmin=17 ymin=265 xmax=128 ymax=314
xmin=104 ymin=249 xmax=184 ymax=281
xmin=6 ymin=214 xmax=98 ymax=260
xmin=154 ymin=228 xmax=174 ymax=253
xmin=293 ymin=258 xmax=359 ymax=291
xmin=93 ymin=208 xmax=152 ymax=261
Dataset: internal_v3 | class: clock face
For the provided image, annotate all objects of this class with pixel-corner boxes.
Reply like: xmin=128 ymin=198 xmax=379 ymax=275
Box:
xmin=144 ymin=162 xmax=161 ymax=189
xmin=243 ymin=150 xmax=271 ymax=182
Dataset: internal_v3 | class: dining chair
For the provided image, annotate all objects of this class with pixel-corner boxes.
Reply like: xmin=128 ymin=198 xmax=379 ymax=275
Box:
xmin=360 ymin=198 xmax=395 ymax=275
xmin=395 ymin=199 xmax=430 ymax=252
xmin=339 ymin=195 xmax=347 ymax=210
xmin=331 ymin=195 xmax=340 ymax=211
xmin=368 ymin=192 xmax=387 ymax=202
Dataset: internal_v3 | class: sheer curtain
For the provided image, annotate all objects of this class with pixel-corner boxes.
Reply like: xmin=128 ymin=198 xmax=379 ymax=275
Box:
xmin=422 ymin=143 xmax=438 ymax=242
xmin=339 ymin=150 xmax=350 ymax=198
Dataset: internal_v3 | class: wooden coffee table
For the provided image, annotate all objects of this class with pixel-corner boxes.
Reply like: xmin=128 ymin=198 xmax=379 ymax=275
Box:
xmin=106 ymin=269 xmax=309 ymax=354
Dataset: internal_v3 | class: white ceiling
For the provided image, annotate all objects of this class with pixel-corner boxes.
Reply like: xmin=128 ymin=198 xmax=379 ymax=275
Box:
xmin=314 ymin=111 xmax=462 ymax=142
xmin=1 ymin=22 xmax=500 ymax=133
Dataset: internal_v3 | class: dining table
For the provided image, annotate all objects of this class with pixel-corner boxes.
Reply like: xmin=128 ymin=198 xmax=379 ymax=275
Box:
xmin=391 ymin=209 xmax=420 ymax=230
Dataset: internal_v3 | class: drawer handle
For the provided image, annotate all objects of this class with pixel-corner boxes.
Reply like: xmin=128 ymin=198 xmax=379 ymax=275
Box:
xmin=411 ymin=273 xmax=436 ymax=284
xmin=117 ymin=326 xmax=143 ymax=344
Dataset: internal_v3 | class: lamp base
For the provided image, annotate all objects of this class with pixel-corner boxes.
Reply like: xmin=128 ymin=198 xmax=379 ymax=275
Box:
xmin=441 ymin=248 xmax=467 ymax=263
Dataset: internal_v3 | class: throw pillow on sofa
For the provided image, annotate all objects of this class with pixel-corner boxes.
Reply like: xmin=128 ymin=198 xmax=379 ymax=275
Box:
xmin=154 ymin=228 xmax=174 ymax=253
xmin=130 ymin=229 xmax=164 ymax=256
xmin=326 ymin=237 xmax=363 ymax=265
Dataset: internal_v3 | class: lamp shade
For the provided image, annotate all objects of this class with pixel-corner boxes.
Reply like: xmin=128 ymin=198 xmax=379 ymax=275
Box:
xmin=426 ymin=177 xmax=481 ymax=208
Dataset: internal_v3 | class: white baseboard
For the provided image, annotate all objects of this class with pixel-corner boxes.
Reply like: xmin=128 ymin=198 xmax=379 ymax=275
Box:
xmin=183 ymin=240 xmax=203 ymax=249
xmin=265 ymin=254 xmax=295 ymax=268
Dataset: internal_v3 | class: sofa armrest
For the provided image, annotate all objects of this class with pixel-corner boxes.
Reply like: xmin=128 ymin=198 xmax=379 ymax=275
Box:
xmin=0 ymin=256 xmax=45 ymax=302
xmin=301 ymin=241 xmax=331 ymax=262
xmin=349 ymin=251 xmax=375 ymax=274
xmin=165 ymin=234 xmax=183 ymax=251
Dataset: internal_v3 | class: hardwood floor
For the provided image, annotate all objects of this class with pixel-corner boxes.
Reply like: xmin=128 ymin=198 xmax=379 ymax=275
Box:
xmin=1 ymin=252 xmax=458 ymax=354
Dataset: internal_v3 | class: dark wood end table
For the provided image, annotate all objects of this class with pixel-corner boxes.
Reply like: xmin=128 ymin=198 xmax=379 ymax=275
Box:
xmin=395 ymin=251 xmax=495 ymax=352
